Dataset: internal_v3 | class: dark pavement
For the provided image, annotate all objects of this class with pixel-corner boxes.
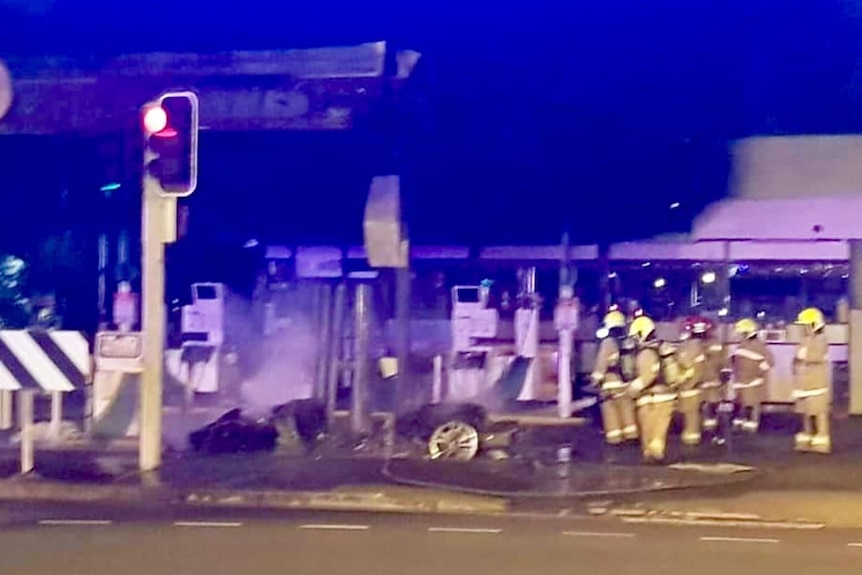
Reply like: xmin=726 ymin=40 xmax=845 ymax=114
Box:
xmin=0 ymin=446 xmax=745 ymax=503
xmin=0 ymin=504 xmax=860 ymax=574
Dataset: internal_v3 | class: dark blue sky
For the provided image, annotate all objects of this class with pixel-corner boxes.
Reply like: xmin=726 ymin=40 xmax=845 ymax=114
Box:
xmin=1 ymin=0 xmax=861 ymax=247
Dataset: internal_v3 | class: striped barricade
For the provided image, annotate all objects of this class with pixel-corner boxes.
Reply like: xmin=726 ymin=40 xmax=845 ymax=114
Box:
xmin=0 ymin=331 xmax=91 ymax=469
xmin=0 ymin=330 xmax=90 ymax=392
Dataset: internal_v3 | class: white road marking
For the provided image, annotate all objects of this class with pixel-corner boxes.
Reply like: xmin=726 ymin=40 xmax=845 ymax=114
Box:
xmin=428 ymin=527 xmax=502 ymax=534
xmin=563 ymin=531 xmax=636 ymax=538
xmin=299 ymin=524 xmax=371 ymax=531
xmin=39 ymin=519 xmax=113 ymax=526
xmin=174 ymin=521 xmax=243 ymax=528
xmin=847 ymin=543 xmax=862 ymax=548
xmin=700 ymin=536 xmax=780 ymax=544
xmin=624 ymin=516 xmax=823 ymax=530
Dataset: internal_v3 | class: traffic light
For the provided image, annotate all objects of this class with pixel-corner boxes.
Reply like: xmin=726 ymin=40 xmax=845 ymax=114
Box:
xmin=142 ymin=91 xmax=199 ymax=197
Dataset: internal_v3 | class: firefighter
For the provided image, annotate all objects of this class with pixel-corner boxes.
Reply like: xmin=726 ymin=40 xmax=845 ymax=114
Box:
xmin=700 ymin=321 xmax=729 ymax=434
xmin=793 ymin=307 xmax=831 ymax=454
xmin=675 ymin=317 xmax=711 ymax=446
xmin=730 ymin=318 xmax=773 ymax=433
xmin=591 ymin=309 xmax=639 ymax=445
xmin=627 ymin=314 xmax=677 ymax=462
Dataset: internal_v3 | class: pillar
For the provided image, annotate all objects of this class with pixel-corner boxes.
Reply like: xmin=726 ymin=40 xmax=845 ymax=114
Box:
xmin=848 ymin=241 xmax=862 ymax=415
xmin=351 ymin=283 xmax=372 ymax=436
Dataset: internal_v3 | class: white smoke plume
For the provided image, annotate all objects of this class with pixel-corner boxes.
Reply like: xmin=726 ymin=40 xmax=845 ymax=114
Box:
xmin=224 ymin=285 xmax=322 ymax=412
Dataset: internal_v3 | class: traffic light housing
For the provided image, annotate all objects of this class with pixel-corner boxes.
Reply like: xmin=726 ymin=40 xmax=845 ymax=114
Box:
xmin=142 ymin=91 xmax=199 ymax=197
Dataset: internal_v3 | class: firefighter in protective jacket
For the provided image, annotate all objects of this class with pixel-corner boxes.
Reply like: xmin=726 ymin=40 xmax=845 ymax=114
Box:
xmin=730 ymin=318 xmax=773 ymax=433
xmin=675 ymin=317 xmax=711 ymax=446
xmin=591 ymin=310 xmax=639 ymax=445
xmin=627 ymin=315 xmax=677 ymax=462
xmin=793 ymin=307 xmax=831 ymax=454
xmin=700 ymin=323 xmax=729 ymax=433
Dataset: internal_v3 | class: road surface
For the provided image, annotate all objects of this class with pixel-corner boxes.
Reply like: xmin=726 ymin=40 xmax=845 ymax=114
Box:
xmin=0 ymin=504 xmax=860 ymax=574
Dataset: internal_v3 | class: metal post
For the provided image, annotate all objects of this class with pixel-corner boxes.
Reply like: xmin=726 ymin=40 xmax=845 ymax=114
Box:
xmin=327 ymin=283 xmax=347 ymax=421
xmin=0 ymin=390 xmax=12 ymax=430
xmin=49 ymin=391 xmax=63 ymax=443
xmin=558 ymin=235 xmax=575 ymax=419
xmin=395 ymin=266 xmax=411 ymax=413
xmin=849 ymin=241 xmax=862 ymax=415
xmin=139 ymin=173 xmax=170 ymax=473
xmin=432 ymin=354 xmax=443 ymax=404
xmin=599 ymin=244 xmax=611 ymax=311
xmin=558 ymin=328 xmax=574 ymax=419
xmin=98 ymin=233 xmax=109 ymax=326
xmin=19 ymin=390 xmax=34 ymax=475
xmin=720 ymin=241 xmax=734 ymax=454
xmin=352 ymin=282 xmax=372 ymax=436
xmin=316 ymin=283 xmax=333 ymax=401
xmin=183 ymin=358 xmax=195 ymax=413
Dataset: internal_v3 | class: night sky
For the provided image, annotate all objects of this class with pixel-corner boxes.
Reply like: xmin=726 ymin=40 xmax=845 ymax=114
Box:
xmin=1 ymin=0 xmax=861 ymax=248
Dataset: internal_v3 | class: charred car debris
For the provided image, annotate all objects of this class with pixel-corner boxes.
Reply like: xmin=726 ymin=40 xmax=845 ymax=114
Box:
xmin=188 ymin=400 xmax=517 ymax=460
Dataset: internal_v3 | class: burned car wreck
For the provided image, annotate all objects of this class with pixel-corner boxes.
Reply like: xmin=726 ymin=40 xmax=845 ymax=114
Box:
xmin=189 ymin=400 xmax=514 ymax=460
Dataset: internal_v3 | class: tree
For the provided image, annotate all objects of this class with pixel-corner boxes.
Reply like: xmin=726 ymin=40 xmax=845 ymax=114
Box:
xmin=0 ymin=254 xmax=31 ymax=328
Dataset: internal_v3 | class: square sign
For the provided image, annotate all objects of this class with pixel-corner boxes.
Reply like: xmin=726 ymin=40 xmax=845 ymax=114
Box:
xmin=95 ymin=331 xmax=144 ymax=373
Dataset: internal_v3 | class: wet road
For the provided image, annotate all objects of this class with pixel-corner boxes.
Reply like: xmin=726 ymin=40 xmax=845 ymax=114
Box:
xmin=0 ymin=504 xmax=860 ymax=574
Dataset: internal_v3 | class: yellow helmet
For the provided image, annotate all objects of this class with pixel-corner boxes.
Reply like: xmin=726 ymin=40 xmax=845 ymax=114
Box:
xmin=734 ymin=318 xmax=759 ymax=338
xmin=796 ymin=307 xmax=825 ymax=330
xmin=628 ymin=315 xmax=656 ymax=342
xmin=603 ymin=310 xmax=626 ymax=330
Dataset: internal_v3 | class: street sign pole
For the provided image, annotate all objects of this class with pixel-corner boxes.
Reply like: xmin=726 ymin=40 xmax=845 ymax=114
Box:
xmin=139 ymin=171 xmax=174 ymax=474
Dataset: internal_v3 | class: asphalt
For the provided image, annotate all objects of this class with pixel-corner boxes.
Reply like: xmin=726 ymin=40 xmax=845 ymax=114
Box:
xmin=0 ymin=505 xmax=861 ymax=574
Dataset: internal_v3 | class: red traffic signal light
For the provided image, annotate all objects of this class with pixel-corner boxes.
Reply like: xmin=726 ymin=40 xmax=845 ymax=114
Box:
xmin=143 ymin=91 xmax=199 ymax=197
xmin=142 ymin=105 xmax=168 ymax=135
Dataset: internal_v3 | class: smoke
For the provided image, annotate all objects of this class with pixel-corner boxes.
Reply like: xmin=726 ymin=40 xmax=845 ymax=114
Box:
xmin=223 ymin=285 xmax=322 ymax=412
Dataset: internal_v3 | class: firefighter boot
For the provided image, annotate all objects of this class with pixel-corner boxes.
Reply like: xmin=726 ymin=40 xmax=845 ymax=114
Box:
xmin=679 ymin=393 xmax=702 ymax=446
xmin=636 ymin=404 xmax=655 ymax=461
xmin=601 ymin=399 xmax=624 ymax=445
xmin=742 ymin=405 xmax=761 ymax=433
xmin=795 ymin=415 xmax=814 ymax=452
xmin=620 ymin=397 xmax=639 ymax=441
xmin=648 ymin=399 xmax=675 ymax=462
xmin=810 ymin=413 xmax=831 ymax=454
xmin=702 ymin=402 xmax=718 ymax=433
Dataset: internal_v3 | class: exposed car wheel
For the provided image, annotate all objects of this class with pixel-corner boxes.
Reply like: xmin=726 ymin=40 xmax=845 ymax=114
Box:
xmin=428 ymin=421 xmax=480 ymax=461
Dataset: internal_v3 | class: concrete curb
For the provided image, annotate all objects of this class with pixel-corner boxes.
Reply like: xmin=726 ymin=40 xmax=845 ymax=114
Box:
xmin=183 ymin=489 xmax=508 ymax=515
xmin=0 ymin=478 xmax=172 ymax=504
xmin=0 ymin=479 xmax=507 ymax=516
xmin=381 ymin=461 xmax=760 ymax=500
xmin=605 ymin=508 xmax=825 ymax=530
xmin=621 ymin=515 xmax=825 ymax=530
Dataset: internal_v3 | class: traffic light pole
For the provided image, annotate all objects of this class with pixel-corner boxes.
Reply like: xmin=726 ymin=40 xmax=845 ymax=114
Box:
xmin=139 ymin=172 xmax=174 ymax=474
xmin=138 ymin=91 xmax=195 ymax=475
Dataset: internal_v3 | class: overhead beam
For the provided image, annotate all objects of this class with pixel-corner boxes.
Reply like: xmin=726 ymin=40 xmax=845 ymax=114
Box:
xmin=0 ymin=77 xmax=386 ymax=134
xmin=0 ymin=42 xmax=421 ymax=135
